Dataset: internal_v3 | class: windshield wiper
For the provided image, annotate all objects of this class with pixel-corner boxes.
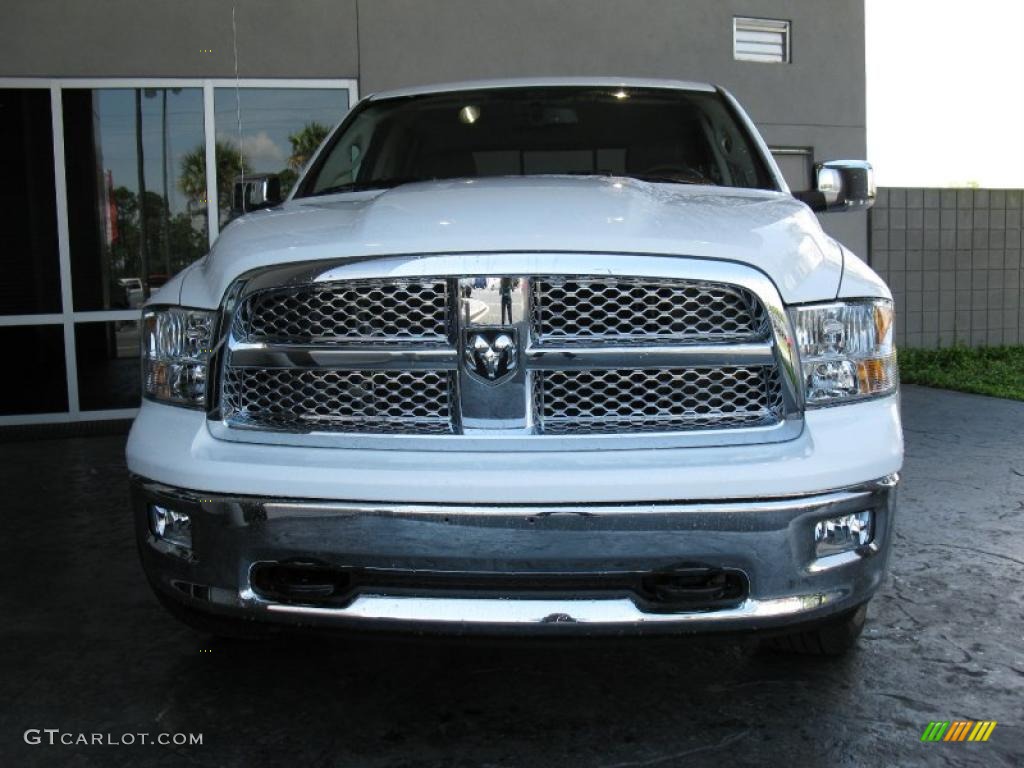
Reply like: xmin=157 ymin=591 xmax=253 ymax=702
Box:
xmin=309 ymin=177 xmax=424 ymax=197
xmin=534 ymin=171 xmax=713 ymax=185
xmin=629 ymin=174 xmax=712 ymax=186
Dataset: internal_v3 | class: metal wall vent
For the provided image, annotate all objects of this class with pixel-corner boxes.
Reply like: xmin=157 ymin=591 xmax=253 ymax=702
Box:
xmin=734 ymin=17 xmax=791 ymax=63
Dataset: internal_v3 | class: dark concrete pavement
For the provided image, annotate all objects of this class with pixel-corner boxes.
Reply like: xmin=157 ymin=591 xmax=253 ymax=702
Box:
xmin=1 ymin=385 xmax=1021 ymax=767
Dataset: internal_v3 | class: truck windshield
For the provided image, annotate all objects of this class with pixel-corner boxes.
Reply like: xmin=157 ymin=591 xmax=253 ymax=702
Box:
xmin=297 ymin=86 xmax=775 ymax=197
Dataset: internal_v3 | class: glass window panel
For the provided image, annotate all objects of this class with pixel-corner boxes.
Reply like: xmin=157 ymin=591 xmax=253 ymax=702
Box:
xmin=0 ymin=325 xmax=67 ymax=414
xmin=75 ymin=320 xmax=140 ymax=411
xmin=214 ymin=87 xmax=349 ymax=226
xmin=0 ymin=89 xmax=61 ymax=315
xmin=63 ymin=88 xmax=207 ymax=311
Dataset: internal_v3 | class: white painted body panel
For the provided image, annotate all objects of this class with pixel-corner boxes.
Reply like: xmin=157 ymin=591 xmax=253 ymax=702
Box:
xmin=837 ymin=243 xmax=892 ymax=299
xmin=169 ymin=176 xmax=886 ymax=310
xmin=127 ymin=394 xmax=902 ymax=503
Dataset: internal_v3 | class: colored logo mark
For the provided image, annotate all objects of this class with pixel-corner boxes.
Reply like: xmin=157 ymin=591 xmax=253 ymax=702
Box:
xmin=921 ymin=721 xmax=997 ymax=742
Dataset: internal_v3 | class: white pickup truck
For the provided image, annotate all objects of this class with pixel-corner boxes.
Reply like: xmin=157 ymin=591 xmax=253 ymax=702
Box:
xmin=128 ymin=78 xmax=902 ymax=655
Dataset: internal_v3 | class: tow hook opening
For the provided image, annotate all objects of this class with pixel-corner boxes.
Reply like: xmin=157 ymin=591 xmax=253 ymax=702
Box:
xmin=250 ymin=561 xmax=352 ymax=603
xmin=638 ymin=564 xmax=747 ymax=612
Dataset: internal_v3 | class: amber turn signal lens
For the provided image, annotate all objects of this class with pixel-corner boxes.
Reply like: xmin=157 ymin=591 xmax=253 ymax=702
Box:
xmin=856 ymin=356 xmax=897 ymax=394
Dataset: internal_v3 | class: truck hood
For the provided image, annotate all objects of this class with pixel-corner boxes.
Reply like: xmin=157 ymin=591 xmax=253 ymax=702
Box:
xmin=182 ymin=176 xmax=844 ymax=306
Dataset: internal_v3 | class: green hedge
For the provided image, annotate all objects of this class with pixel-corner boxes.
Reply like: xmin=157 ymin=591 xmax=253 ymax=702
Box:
xmin=897 ymin=346 xmax=1024 ymax=401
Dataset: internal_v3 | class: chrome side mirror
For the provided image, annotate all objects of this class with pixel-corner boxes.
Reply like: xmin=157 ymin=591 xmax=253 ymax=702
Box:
xmin=232 ymin=174 xmax=282 ymax=216
xmin=795 ymin=160 xmax=875 ymax=213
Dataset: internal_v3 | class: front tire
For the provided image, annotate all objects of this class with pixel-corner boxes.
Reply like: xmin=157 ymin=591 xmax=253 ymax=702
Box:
xmin=760 ymin=603 xmax=868 ymax=656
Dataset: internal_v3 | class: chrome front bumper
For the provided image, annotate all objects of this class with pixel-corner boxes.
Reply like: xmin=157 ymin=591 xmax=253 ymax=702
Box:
xmin=260 ymin=593 xmax=848 ymax=628
xmin=133 ymin=475 xmax=898 ymax=635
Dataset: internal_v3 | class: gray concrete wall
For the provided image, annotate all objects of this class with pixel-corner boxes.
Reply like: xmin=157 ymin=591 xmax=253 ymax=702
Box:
xmin=0 ymin=0 xmax=360 ymax=79
xmin=0 ymin=0 xmax=866 ymax=252
xmin=870 ymin=188 xmax=1024 ymax=348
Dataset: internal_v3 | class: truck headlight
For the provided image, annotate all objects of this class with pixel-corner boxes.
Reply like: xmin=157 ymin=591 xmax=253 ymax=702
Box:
xmin=790 ymin=299 xmax=897 ymax=406
xmin=142 ymin=306 xmax=216 ymax=407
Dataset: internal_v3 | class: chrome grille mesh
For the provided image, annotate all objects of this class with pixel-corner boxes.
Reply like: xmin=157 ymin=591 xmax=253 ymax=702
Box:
xmin=221 ymin=368 xmax=453 ymax=433
xmin=235 ymin=279 xmax=449 ymax=344
xmin=532 ymin=277 xmax=768 ymax=344
xmin=536 ymin=367 xmax=784 ymax=434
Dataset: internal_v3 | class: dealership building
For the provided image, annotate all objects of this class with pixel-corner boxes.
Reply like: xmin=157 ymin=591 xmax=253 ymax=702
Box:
xmin=0 ymin=0 xmax=866 ymax=425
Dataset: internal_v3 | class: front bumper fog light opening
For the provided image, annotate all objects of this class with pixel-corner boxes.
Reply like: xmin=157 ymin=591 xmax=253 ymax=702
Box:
xmin=148 ymin=504 xmax=193 ymax=551
xmin=814 ymin=511 xmax=872 ymax=557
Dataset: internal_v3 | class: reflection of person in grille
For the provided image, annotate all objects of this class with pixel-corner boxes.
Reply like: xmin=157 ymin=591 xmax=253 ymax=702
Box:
xmin=500 ymin=278 xmax=514 ymax=324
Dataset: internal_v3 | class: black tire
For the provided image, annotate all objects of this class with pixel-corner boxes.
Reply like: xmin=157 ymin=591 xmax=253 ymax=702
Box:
xmin=760 ymin=602 xmax=868 ymax=656
xmin=153 ymin=587 xmax=272 ymax=641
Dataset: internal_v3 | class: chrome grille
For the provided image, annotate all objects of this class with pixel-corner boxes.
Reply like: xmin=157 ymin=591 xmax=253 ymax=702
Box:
xmin=536 ymin=367 xmax=784 ymax=434
xmin=235 ymin=279 xmax=449 ymax=344
xmin=216 ymin=268 xmax=796 ymax=443
xmin=221 ymin=368 xmax=453 ymax=433
xmin=532 ymin=277 xmax=768 ymax=344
